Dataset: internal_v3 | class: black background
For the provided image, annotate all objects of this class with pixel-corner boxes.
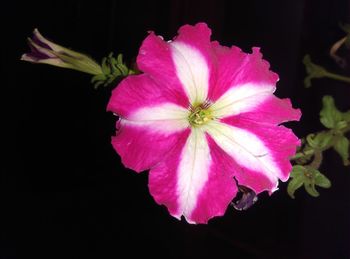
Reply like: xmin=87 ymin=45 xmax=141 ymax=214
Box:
xmin=3 ymin=1 xmax=350 ymax=258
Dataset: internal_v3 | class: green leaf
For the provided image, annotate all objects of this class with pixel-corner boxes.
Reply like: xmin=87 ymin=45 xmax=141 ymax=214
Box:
xmin=117 ymin=53 xmax=123 ymax=64
xmin=314 ymin=172 xmax=331 ymax=188
xmin=342 ymin=111 xmax=350 ymax=121
xmin=287 ymin=177 xmax=304 ymax=199
xmin=306 ymin=132 xmax=333 ymax=149
xmin=335 ymin=121 xmax=348 ymax=130
xmin=101 ymin=57 xmax=111 ymax=75
xmin=304 ymin=183 xmax=320 ymax=197
xmin=334 ymin=136 xmax=350 ymax=166
xmin=290 ymin=165 xmax=306 ymax=178
xmin=91 ymin=74 xmax=106 ymax=83
xmin=320 ymin=96 xmax=342 ymax=129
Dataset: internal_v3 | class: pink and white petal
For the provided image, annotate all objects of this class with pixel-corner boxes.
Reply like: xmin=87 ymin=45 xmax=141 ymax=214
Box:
xmin=234 ymin=95 xmax=301 ymax=125
xmin=112 ymin=120 xmax=189 ymax=173
xmin=210 ymin=83 xmax=276 ymax=119
xmin=203 ymin=120 xmax=282 ymax=193
xmin=107 ymin=74 xmax=189 ymax=117
xmin=136 ymin=33 xmax=189 ymax=107
xmin=170 ymin=23 xmax=216 ymax=104
xmin=108 ymin=74 xmax=191 ymax=172
xmin=208 ymin=44 xmax=278 ymax=103
xmin=221 ymin=116 xmax=300 ymax=183
xmin=170 ymin=41 xmax=210 ymax=104
xmin=149 ymin=128 xmax=237 ymax=224
xmin=189 ymin=136 xmax=238 ymax=223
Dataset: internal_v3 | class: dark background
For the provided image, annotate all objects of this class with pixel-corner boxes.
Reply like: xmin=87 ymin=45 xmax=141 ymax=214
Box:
xmin=3 ymin=1 xmax=350 ymax=258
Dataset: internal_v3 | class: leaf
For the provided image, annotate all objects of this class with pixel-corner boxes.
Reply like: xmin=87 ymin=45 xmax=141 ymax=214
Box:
xmin=335 ymin=121 xmax=348 ymax=130
xmin=304 ymin=183 xmax=320 ymax=197
xmin=342 ymin=111 xmax=350 ymax=121
xmin=306 ymin=132 xmax=333 ymax=149
xmin=320 ymin=96 xmax=343 ymax=129
xmin=290 ymin=165 xmax=306 ymax=178
xmin=314 ymin=172 xmax=331 ymax=188
xmin=101 ymin=57 xmax=111 ymax=75
xmin=334 ymin=136 xmax=350 ymax=166
xmin=287 ymin=177 xmax=304 ymax=199
xmin=91 ymin=74 xmax=106 ymax=83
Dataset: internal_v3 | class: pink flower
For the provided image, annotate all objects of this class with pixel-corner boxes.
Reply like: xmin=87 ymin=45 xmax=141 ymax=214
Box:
xmin=107 ymin=23 xmax=301 ymax=224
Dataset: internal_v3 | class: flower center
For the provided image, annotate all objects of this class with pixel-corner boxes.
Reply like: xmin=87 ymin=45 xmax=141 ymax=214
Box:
xmin=188 ymin=102 xmax=213 ymax=126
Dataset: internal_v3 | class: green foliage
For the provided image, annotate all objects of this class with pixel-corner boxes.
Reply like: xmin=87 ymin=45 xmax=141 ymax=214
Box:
xmin=320 ymin=96 xmax=343 ymax=129
xmin=287 ymin=165 xmax=331 ymax=198
xmin=91 ymin=53 xmax=136 ymax=89
xmin=290 ymin=96 xmax=349 ymax=198
xmin=303 ymin=55 xmax=328 ymax=88
xmin=303 ymin=55 xmax=350 ymax=87
xmin=334 ymin=136 xmax=349 ymax=166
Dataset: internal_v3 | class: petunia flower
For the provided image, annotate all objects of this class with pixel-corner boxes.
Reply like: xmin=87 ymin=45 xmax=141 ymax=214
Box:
xmin=107 ymin=23 xmax=301 ymax=224
xmin=21 ymin=28 xmax=103 ymax=75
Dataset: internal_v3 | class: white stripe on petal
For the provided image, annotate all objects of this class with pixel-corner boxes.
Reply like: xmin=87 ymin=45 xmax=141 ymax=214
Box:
xmin=211 ymin=83 xmax=275 ymax=118
xmin=171 ymin=42 xmax=209 ymax=105
xmin=177 ymin=128 xmax=211 ymax=222
xmin=204 ymin=120 xmax=280 ymax=189
xmin=125 ymin=103 xmax=190 ymax=134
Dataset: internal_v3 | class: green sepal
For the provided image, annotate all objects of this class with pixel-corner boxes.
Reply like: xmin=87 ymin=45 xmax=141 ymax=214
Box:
xmin=334 ymin=136 xmax=350 ymax=166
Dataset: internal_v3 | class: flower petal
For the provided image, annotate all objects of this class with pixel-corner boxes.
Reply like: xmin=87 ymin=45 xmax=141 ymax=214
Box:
xmin=137 ymin=23 xmax=215 ymax=105
xmin=221 ymin=116 xmax=300 ymax=185
xmin=149 ymin=128 xmax=238 ymax=224
xmin=210 ymin=83 xmax=275 ymax=118
xmin=136 ymin=33 xmax=189 ymax=107
xmin=108 ymin=74 xmax=191 ymax=172
xmin=204 ymin=120 xmax=282 ymax=193
xmin=107 ymin=74 xmax=189 ymax=117
xmin=235 ymin=95 xmax=301 ymax=125
xmin=112 ymin=123 xmax=189 ymax=173
xmin=170 ymin=41 xmax=209 ymax=104
xmin=208 ymin=44 xmax=279 ymax=103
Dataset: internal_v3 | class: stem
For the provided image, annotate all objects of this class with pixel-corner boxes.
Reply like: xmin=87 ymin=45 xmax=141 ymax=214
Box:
xmin=291 ymin=149 xmax=315 ymax=160
xmin=309 ymin=151 xmax=323 ymax=169
xmin=325 ymin=72 xmax=350 ymax=84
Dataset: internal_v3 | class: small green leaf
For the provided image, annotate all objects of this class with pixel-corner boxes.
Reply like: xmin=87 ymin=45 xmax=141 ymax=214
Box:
xmin=314 ymin=172 xmax=331 ymax=188
xmin=290 ymin=165 xmax=306 ymax=178
xmin=117 ymin=53 xmax=123 ymax=64
xmin=304 ymin=183 xmax=320 ymax=197
xmin=91 ymin=74 xmax=106 ymax=83
xmin=306 ymin=132 xmax=333 ymax=149
xmin=287 ymin=177 xmax=304 ymax=199
xmin=101 ymin=57 xmax=111 ymax=75
xmin=342 ymin=111 xmax=350 ymax=121
xmin=335 ymin=121 xmax=348 ymax=130
xmin=334 ymin=136 xmax=350 ymax=166
xmin=320 ymin=96 xmax=343 ymax=129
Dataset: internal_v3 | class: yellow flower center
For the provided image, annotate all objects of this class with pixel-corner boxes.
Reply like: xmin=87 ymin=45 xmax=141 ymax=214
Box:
xmin=188 ymin=102 xmax=213 ymax=126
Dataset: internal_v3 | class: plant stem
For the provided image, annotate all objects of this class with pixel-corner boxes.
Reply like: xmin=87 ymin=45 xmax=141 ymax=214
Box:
xmin=309 ymin=151 xmax=323 ymax=169
xmin=325 ymin=72 xmax=350 ymax=84
xmin=291 ymin=149 xmax=315 ymax=160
